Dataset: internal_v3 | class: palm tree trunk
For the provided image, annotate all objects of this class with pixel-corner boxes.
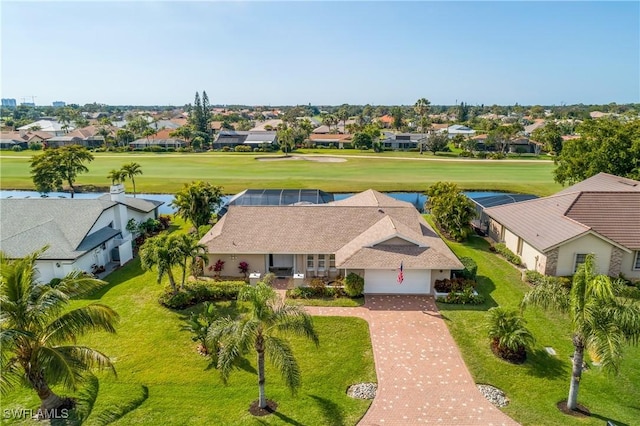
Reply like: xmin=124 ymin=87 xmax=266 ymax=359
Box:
xmin=181 ymin=259 xmax=187 ymax=289
xmin=132 ymin=177 xmax=137 ymax=197
xmin=167 ymin=268 xmax=177 ymax=294
xmin=567 ymin=336 xmax=585 ymax=410
xmin=28 ymin=371 xmax=65 ymax=412
xmin=68 ymin=180 xmax=75 ymax=198
xmin=256 ymin=336 xmax=267 ymax=409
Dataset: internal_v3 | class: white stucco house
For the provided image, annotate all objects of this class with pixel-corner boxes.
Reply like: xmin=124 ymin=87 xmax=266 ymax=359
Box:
xmin=0 ymin=184 xmax=162 ymax=283
xmin=199 ymin=189 xmax=463 ymax=294
xmin=485 ymin=173 xmax=640 ymax=280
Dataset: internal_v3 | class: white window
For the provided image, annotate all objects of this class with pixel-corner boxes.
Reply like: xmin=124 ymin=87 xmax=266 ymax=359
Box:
xmin=318 ymin=254 xmax=326 ymax=270
xmin=500 ymin=226 xmax=506 ymax=242
xmin=329 ymin=254 xmax=336 ymax=269
xmin=517 ymin=238 xmax=523 ymax=256
xmin=634 ymin=251 xmax=640 ymax=270
xmin=574 ymin=253 xmax=588 ymax=273
xmin=306 ymin=254 xmax=314 ymax=270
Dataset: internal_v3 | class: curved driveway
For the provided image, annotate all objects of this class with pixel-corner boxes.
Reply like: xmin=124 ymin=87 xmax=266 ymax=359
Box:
xmin=306 ymin=295 xmax=519 ymax=426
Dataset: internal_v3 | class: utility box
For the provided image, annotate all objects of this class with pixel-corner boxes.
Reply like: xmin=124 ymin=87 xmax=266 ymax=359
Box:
xmin=293 ymin=273 xmax=305 ymax=288
xmin=249 ymin=273 xmax=261 ymax=286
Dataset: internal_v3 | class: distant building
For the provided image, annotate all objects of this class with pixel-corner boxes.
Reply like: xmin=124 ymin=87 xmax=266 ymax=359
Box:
xmin=21 ymin=102 xmax=36 ymax=107
xmin=52 ymin=101 xmax=66 ymax=108
xmin=1 ymin=98 xmax=17 ymax=107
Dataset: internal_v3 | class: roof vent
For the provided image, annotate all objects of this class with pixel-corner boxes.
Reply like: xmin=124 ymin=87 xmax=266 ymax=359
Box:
xmin=378 ymin=209 xmax=384 ymax=214
xmin=618 ymin=180 xmax=637 ymax=187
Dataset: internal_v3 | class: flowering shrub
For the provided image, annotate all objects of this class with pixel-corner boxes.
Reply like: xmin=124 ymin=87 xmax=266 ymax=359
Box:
xmin=238 ymin=261 xmax=249 ymax=277
xmin=208 ymin=259 xmax=225 ymax=277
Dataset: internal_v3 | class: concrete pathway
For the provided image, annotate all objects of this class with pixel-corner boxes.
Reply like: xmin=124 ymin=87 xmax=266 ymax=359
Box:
xmin=306 ymin=295 xmax=519 ymax=426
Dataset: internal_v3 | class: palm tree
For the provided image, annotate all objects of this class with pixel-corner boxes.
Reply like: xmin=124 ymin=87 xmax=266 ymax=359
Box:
xmin=107 ymin=169 xmax=127 ymax=185
xmin=139 ymin=234 xmax=182 ymax=294
xmin=0 ymin=247 xmax=119 ymax=413
xmin=207 ymin=283 xmax=319 ymax=409
xmin=174 ymin=233 xmax=208 ymax=288
xmin=486 ymin=307 xmax=534 ymax=363
xmin=414 ymin=98 xmax=431 ymax=154
xmin=521 ymin=254 xmax=640 ymax=411
xmin=170 ymin=181 xmax=223 ymax=229
xmin=120 ymin=162 xmax=143 ymax=197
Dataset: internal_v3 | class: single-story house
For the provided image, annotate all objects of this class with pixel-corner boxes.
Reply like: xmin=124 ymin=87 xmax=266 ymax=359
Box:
xmin=0 ymin=184 xmax=163 ymax=283
xmin=308 ymin=133 xmax=352 ymax=148
xmin=213 ymin=130 xmax=277 ymax=149
xmin=381 ymin=132 xmax=428 ymax=150
xmin=0 ymin=130 xmax=54 ymax=149
xmin=484 ymin=173 xmax=640 ymax=279
xmin=441 ymin=124 xmax=476 ymax=139
xmin=130 ymin=128 xmax=187 ymax=149
xmin=17 ymin=120 xmax=72 ymax=136
xmin=200 ymin=189 xmax=463 ymax=294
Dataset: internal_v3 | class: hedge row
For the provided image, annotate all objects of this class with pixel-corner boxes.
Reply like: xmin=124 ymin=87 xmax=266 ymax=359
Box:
xmin=159 ymin=280 xmax=247 ymax=309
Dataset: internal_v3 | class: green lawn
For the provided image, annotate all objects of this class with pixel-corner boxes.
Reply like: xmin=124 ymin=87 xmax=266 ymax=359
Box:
xmin=0 ymin=151 xmax=562 ymax=196
xmin=434 ymin=230 xmax=640 ymax=426
xmin=288 ymin=296 xmax=365 ymax=307
xmin=2 ymin=223 xmax=376 ymax=425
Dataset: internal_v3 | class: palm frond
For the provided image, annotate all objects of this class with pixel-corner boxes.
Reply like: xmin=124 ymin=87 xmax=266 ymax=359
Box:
xmin=55 ymin=271 xmax=108 ymax=299
xmin=55 ymin=346 xmax=117 ymax=378
xmin=35 ymin=346 xmax=83 ymax=391
xmin=521 ymin=279 xmax=570 ymax=313
xmin=265 ymin=336 xmax=301 ymax=393
xmin=44 ymin=304 xmax=119 ymax=345
xmin=273 ymin=305 xmax=320 ymax=346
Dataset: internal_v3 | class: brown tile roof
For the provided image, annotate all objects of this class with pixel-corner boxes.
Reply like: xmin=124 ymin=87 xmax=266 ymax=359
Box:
xmin=309 ymin=134 xmax=351 ymax=142
xmin=200 ymin=190 xmax=462 ymax=270
xmin=0 ymin=131 xmax=54 ymax=141
xmin=566 ymin=192 xmax=640 ymax=250
xmin=485 ymin=173 xmax=640 ymax=252
xmin=485 ymin=193 xmax=589 ymax=252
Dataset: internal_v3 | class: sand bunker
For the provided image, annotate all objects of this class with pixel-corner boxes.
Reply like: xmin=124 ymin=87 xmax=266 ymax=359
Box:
xmin=256 ymin=155 xmax=346 ymax=163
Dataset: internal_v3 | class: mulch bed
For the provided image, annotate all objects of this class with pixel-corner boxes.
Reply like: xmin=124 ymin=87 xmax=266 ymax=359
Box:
xmin=248 ymin=399 xmax=278 ymax=416
xmin=490 ymin=340 xmax=526 ymax=364
xmin=556 ymin=400 xmax=590 ymax=418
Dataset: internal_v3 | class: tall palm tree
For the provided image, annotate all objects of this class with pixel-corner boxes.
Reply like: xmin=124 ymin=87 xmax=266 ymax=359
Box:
xmin=139 ymin=234 xmax=182 ymax=294
xmin=170 ymin=181 xmax=223 ymax=229
xmin=486 ymin=307 xmax=535 ymax=363
xmin=207 ymin=283 xmax=319 ymax=409
xmin=521 ymin=254 xmax=640 ymax=411
xmin=174 ymin=233 xmax=208 ymax=288
xmin=414 ymin=98 xmax=431 ymax=154
xmin=0 ymin=248 xmax=119 ymax=413
xmin=120 ymin=162 xmax=143 ymax=197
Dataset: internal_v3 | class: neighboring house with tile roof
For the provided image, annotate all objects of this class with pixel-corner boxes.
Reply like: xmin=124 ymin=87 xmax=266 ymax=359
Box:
xmin=0 ymin=184 xmax=163 ymax=283
xmin=308 ymin=133 xmax=352 ymax=148
xmin=130 ymin=128 xmax=187 ymax=149
xmin=200 ymin=189 xmax=463 ymax=294
xmin=484 ymin=173 xmax=640 ymax=279
xmin=0 ymin=130 xmax=54 ymax=149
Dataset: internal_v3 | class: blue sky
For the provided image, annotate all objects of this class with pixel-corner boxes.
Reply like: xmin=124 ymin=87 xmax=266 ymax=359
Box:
xmin=2 ymin=1 xmax=639 ymax=106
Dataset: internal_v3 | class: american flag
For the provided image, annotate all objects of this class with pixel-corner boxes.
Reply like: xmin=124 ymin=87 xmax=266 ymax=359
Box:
xmin=397 ymin=261 xmax=404 ymax=284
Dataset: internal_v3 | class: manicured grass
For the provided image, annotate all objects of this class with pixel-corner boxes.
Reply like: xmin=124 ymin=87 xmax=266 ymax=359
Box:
xmin=429 ymin=220 xmax=640 ymax=425
xmin=289 ymin=296 xmax=365 ymax=307
xmin=3 ymin=228 xmax=375 ymax=424
xmin=0 ymin=151 xmax=562 ymax=196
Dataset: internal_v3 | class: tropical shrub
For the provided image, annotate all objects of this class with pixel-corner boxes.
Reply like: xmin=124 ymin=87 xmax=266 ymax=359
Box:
xmin=159 ymin=280 xmax=246 ymax=309
xmin=262 ymin=272 xmax=276 ymax=285
xmin=425 ymin=181 xmax=476 ymax=241
xmin=344 ymin=272 xmax=365 ymax=297
xmin=486 ymin=307 xmax=535 ymax=363
xmin=238 ymin=261 xmax=249 ymax=278
xmin=494 ymin=243 xmax=522 ymax=265
xmin=234 ymin=145 xmax=252 ymax=152
xmin=524 ymin=270 xmax=545 ymax=285
xmin=437 ymin=286 xmax=485 ymax=305
xmin=434 ymin=277 xmax=477 ymax=293
xmin=458 ymin=257 xmax=478 ymax=280
xmin=209 ymin=259 xmax=225 ymax=278
xmin=29 ymin=142 xmax=43 ymax=150
xmin=182 ymin=301 xmax=217 ymax=354
xmin=11 ymin=145 xmax=23 ymax=151
xmin=286 ymin=285 xmax=347 ymax=299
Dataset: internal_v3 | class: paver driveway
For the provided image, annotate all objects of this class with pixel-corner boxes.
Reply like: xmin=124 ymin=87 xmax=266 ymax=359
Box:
xmin=306 ymin=295 xmax=519 ymax=426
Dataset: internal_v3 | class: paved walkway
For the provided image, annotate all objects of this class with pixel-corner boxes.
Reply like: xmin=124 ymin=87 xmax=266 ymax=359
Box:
xmin=305 ymin=295 xmax=519 ymax=426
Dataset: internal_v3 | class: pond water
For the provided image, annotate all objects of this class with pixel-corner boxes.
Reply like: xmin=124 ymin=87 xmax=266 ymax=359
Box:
xmin=0 ymin=190 xmax=522 ymax=214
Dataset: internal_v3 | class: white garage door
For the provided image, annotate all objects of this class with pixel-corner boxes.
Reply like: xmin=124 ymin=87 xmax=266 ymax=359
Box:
xmin=364 ymin=269 xmax=431 ymax=294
